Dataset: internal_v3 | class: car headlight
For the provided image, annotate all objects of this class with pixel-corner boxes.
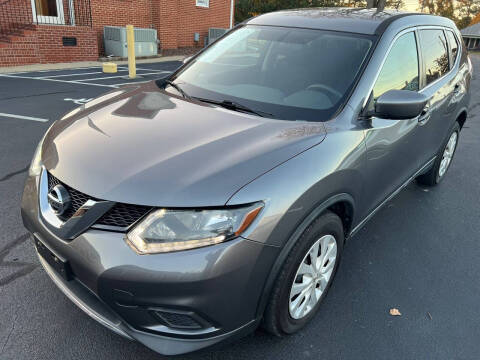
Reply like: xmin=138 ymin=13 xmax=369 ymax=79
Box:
xmin=126 ymin=202 xmax=264 ymax=254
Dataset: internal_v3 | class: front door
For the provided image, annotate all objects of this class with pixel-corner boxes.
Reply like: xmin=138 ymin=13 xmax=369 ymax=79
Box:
xmin=31 ymin=0 xmax=65 ymax=25
xmin=363 ymin=30 xmax=425 ymax=213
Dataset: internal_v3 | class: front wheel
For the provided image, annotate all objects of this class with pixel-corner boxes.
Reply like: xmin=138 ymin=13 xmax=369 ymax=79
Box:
xmin=417 ymin=122 xmax=460 ymax=186
xmin=262 ymin=211 xmax=344 ymax=336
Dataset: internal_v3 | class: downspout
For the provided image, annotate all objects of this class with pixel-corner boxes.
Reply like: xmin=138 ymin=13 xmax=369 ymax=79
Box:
xmin=230 ymin=0 xmax=234 ymax=28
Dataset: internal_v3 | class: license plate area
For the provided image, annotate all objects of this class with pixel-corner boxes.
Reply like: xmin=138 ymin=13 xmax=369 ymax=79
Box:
xmin=34 ymin=235 xmax=72 ymax=281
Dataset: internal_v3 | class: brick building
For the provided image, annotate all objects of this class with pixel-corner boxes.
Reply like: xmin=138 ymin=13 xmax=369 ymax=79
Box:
xmin=0 ymin=0 xmax=234 ymax=67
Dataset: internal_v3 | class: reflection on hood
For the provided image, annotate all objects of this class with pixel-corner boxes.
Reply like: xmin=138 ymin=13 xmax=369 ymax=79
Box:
xmin=113 ymin=91 xmax=176 ymax=119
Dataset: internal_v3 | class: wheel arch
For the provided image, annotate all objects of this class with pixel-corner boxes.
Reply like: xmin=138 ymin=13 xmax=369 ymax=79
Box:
xmin=255 ymin=193 xmax=355 ymax=319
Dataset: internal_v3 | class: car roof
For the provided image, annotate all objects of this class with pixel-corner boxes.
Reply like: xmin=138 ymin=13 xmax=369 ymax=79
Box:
xmin=245 ymin=8 xmax=453 ymax=35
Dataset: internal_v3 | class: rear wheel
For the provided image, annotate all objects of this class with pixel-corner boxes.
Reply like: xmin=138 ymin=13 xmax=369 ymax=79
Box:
xmin=262 ymin=211 xmax=344 ymax=336
xmin=417 ymin=122 xmax=460 ymax=186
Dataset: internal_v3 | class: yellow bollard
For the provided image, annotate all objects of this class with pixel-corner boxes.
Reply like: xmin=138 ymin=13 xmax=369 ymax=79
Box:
xmin=126 ymin=24 xmax=136 ymax=79
xmin=102 ymin=62 xmax=117 ymax=73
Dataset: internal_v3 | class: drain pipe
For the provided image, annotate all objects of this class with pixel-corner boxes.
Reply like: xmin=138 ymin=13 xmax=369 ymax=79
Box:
xmin=230 ymin=0 xmax=234 ymax=28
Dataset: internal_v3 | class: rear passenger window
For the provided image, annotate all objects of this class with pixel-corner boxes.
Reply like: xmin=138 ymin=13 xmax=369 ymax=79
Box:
xmin=419 ymin=29 xmax=449 ymax=85
xmin=445 ymin=31 xmax=459 ymax=68
xmin=372 ymin=32 xmax=419 ymax=99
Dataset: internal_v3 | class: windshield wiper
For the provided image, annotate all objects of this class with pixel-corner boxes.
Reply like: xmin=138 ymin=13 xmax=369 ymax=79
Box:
xmin=164 ymin=80 xmax=191 ymax=100
xmin=195 ymin=98 xmax=273 ymax=118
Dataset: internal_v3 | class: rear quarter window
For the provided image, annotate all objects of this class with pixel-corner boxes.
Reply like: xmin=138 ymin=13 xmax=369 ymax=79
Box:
xmin=445 ymin=30 xmax=459 ymax=68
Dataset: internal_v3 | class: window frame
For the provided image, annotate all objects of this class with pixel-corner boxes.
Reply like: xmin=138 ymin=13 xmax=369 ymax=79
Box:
xmin=418 ymin=28 xmax=450 ymax=88
xmin=196 ymin=0 xmax=210 ymax=8
xmin=445 ymin=29 xmax=460 ymax=70
xmin=362 ymin=25 xmax=463 ymax=111
xmin=416 ymin=25 xmax=461 ymax=92
xmin=30 ymin=0 xmax=66 ymax=25
xmin=362 ymin=28 xmax=419 ymax=109
xmin=371 ymin=30 xmax=420 ymax=100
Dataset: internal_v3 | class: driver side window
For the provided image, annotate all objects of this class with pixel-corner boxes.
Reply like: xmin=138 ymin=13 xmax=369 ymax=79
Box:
xmin=373 ymin=32 xmax=419 ymax=99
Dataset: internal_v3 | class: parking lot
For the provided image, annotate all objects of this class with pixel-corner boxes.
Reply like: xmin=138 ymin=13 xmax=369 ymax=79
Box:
xmin=1 ymin=55 xmax=479 ymax=360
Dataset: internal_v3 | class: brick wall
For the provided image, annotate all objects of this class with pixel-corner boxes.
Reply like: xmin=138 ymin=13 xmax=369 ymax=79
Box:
xmin=0 ymin=0 xmax=32 ymax=33
xmin=92 ymin=0 xmax=232 ymax=53
xmin=176 ymin=0 xmax=231 ymax=48
xmin=35 ymin=25 xmax=98 ymax=63
xmin=0 ymin=25 xmax=98 ymax=67
xmin=0 ymin=0 xmax=232 ymax=66
xmin=90 ymin=0 xmax=153 ymax=55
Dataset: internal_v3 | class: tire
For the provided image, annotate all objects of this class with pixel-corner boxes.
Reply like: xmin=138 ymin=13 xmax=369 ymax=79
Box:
xmin=417 ymin=122 xmax=460 ymax=186
xmin=262 ymin=211 xmax=344 ymax=336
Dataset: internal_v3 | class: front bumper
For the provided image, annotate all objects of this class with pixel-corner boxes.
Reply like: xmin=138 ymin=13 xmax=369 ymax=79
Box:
xmin=22 ymin=175 xmax=279 ymax=355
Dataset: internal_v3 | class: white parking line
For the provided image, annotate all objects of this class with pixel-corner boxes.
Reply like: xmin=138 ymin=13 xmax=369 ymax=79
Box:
xmin=0 ymin=73 xmax=117 ymax=88
xmin=117 ymin=66 xmax=167 ymax=71
xmin=3 ymin=66 xmax=102 ymax=75
xmin=0 ymin=112 xmax=48 ymax=122
xmin=77 ymin=71 xmax=170 ymax=82
xmin=112 ymin=80 xmax=151 ymax=87
xmin=38 ymin=70 xmax=128 ymax=79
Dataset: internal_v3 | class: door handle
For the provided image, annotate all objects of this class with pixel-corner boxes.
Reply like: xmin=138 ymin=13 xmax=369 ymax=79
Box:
xmin=418 ymin=106 xmax=431 ymax=125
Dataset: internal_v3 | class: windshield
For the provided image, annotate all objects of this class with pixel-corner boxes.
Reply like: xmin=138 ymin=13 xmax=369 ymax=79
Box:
xmin=170 ymin=25 xmax=374 ymax=121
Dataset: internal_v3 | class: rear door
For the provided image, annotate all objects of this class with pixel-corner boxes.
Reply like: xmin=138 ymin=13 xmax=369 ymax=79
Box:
xmin=415 ymin=28 xmax=461 ymax=167
xmin=363 ymin=30 xmax=424 ymax=211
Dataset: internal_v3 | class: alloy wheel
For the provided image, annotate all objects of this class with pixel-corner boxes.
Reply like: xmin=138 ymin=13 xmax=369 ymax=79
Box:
xmin=288 ymin=234 xmax=338 ymax=320
xmin=438 ymin=131 xmax=458 ymax=179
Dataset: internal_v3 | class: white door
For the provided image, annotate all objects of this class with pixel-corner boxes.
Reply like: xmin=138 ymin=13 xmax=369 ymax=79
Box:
xmin=31 ymin=0 xmax=65 ymax=25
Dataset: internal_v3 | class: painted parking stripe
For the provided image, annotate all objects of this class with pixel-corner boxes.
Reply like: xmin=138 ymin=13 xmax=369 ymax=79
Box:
xmin=112 ymin=80 xmax=151 ymax=87
xmin=38 ymin=70 xmax=128 ymax=79
xmin=117 ymin=66 xmax=167 ymax=71
xmin=40 ymin=68 xmax=165 ymax=80
xmin=76 ymin=71 xmax=171 ymax=82
xmin=0 ymin=112 xmax=48 ymax=122
xmin=0 ymin=73 xmax=117 ymax=88
xmin=3 ymin=66 xmax=103 ymax=75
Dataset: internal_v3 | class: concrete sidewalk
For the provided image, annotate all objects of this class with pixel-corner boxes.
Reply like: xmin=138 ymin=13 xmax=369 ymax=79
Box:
xmin=0 ymin=55 xmax=185 ymax=74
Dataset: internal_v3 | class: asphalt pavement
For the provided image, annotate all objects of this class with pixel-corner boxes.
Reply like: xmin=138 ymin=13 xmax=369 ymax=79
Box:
xmin=0 ymin=56 xmax=479 ymax=360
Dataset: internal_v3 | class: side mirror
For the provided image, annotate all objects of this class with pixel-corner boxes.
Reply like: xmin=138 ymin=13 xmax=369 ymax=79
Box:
xmin=375 ymin=90 xmax=428 ymax=120
xmin=183 ymin=56 xmax=192 ymax=64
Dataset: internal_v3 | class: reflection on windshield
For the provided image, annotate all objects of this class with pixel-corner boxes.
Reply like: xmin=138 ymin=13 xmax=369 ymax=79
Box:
xmin=171 ymin=25 xmax=373 ymax=122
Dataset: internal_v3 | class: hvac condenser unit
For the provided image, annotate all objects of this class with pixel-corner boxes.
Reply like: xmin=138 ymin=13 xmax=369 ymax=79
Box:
xmin=104 ymin=26 xmax=158 ymax=58
xmin=208 ymin=28 xmax=228 ymax=45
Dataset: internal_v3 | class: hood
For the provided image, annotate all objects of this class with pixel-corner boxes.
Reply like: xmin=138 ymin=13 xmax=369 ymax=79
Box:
xmin=42 ymin=82 xmax=327 ymax=207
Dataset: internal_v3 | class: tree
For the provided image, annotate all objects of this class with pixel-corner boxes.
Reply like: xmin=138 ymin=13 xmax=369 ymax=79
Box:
xmin=366 ymin=0 xmax=387 ymax=10
xmin=455 ymin=0 xmax=480 ymax=28
xmin=471 ymin=11 xmax=480 ymax=25
xmin=418 ymin=0 xmax=461 ymax=24
xmin=386 ymin=0 xmax=405 ymax=10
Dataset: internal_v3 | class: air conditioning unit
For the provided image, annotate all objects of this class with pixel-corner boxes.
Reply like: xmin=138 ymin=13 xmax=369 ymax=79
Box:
xmin=208 ymin=28 xmax=228 ymax=45
xmin=104 ymin=26 xmax=158 ymax=58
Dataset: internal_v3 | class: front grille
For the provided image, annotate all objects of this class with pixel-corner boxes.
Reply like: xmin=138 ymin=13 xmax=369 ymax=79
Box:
xmin=96 ymin=203 xmax=151 ymax=228
xmin=47 ymin=172 xmax=151 ymax=230
xmin=47 ymin=173 xmax=91 ymax=220
xmin=153 ymin=310 xmax=203 ymax=330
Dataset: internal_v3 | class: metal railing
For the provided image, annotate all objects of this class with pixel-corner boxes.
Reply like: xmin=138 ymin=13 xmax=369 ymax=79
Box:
xmin=0 ymin=0 xmax=92 ymax=40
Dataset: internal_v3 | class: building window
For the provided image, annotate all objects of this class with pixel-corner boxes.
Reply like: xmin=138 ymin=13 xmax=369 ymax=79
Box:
xmin=31 ymin=0 xmax=65 ymax=24
xmin=196 ymin=0 xmax=209 ymax=8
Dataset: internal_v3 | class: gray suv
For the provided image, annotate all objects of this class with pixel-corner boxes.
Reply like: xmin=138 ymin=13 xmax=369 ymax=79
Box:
xmin=22 ymin=8 xmax=471 ymax=355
